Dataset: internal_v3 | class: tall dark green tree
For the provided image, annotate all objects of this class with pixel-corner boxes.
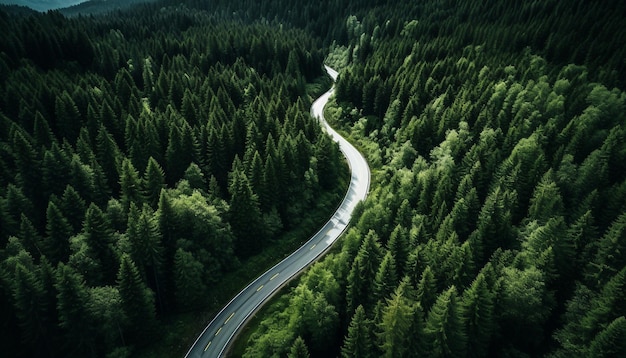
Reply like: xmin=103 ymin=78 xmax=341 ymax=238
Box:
xmin=55 ymin=263 xmax=95 ymax=357
xmin=82 ymin=203 xmax=116 ymax=284
xmin=228 ymin=167 xmax=265 ymax=257
xmin=461 ymin=272 xmax=494 ymax=358
xmin=117 ymin=254 xmax=156 ymax=344
xmin=142 ymin=157 xmax=166 ymax=208
xmin=44 ymin=201 xmax=72 ymax=263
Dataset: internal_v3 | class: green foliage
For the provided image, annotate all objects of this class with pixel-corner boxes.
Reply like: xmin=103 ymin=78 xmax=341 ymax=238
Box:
xmin=2 ymin=0 xmax=626 ymax=356
xmin=341 ymin=305 xmax=372 ymax=358
xmin=288 ymin=336 xmax=311 ymax=358
xmin=424 ymin=287 xmax=467 ymax=358
xmin=377 ymin=280 xmax=419 ymax=358
xmin=117 ymin=254 xmax=156 ymax=345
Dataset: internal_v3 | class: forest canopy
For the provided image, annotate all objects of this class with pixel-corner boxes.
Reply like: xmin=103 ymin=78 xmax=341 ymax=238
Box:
xmin=1 ymin=0 xmax=625 ymax=357
xmin=0 ymin=3 xmax=343 ymax=357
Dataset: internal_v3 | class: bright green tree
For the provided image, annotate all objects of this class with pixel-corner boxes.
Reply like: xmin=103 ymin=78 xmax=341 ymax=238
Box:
xmin=288 ymin=336 xmax=311 ymax=358
xmin=341 ymin=305 xmax=372 ymax=358
xmin=424 ymin=286 xmax=467 ymax=358
xmin=377 ymin=281 xmax=416 ymax=358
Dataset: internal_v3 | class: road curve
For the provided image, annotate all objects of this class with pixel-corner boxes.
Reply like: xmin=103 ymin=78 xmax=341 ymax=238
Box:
xmin=184 ymin=65 xmax=370 ymax=358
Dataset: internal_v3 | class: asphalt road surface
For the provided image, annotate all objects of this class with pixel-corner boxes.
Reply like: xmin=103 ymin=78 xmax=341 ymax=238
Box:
xmin=184 ymin=65 xmax=370 ymax=358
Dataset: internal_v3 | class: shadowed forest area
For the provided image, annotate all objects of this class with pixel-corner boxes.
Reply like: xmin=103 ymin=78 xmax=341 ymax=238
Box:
xmin=1 ymin=0 xmax=625 ymax=357
xmin=0 ymin=3 xmax=343 ymax=357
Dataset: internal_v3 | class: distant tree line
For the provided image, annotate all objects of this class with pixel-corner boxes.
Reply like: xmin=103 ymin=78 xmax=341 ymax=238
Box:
xmin=0 ymin=5 xmax=342 ymax=357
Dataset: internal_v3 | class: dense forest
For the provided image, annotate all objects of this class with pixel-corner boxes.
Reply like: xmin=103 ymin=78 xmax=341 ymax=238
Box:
xmin=237 ymin=1 xmax=626 ymax=358
xmin=0 ymin=3 xmax=343 ymax=357
xmin=1 ymin=0 xmax=625 ymax=357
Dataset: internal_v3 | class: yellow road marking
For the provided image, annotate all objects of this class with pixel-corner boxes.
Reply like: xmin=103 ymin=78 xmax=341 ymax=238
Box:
xmin=270 ymin=273 xmax=280 ymax=280
xmin=310 ymin=244 xmax=316 ymax=250
xmin=257 ymin=285 xmax=264 ymax=292
xmin=204 ymin=341 xmax=212 ymax=351
xmin=215 ymin=327 xmax=222 ymax=336
xmin=225 ymin=312 xmax=235 ymax=324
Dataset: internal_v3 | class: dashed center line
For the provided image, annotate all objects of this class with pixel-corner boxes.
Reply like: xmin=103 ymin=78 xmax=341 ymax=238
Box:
xmin=310 ymin=244 xmax=316 ymax=250
xmin=270 ymin=273 xmax=280 ymax=280
xmin=224 ymin=312 xmax=235 ymax=324
xmin=215 ymin=327 xmax=222 ymax=336
xmin=256 ymin=285 xmax=264 ymax=292
xmin=204 ymin=341 xmax=211 ymax=352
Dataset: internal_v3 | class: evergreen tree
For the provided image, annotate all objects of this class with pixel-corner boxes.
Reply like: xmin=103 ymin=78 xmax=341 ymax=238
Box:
xmin=346 ymin=230 xmax=383 ymax=316
xmin=55 ymin=263 xmax=95 ymax=356
xmin=173 ymin=248 xmax=207 ymax=311
xmin=95 ymin=125 xmax=121 ymax=193
xmin=125 ymin=204 xmax=164 ymax=309
xmin=288 ymin=336 xmax=311 ymax=358
xmin=388 ymin=225 xmax=409 ymax=278
xmin=461 ymin=272 xmax=494 ymax=358
xmin=588 ymin=212 xmax=626 ymax=286
xmin=588 ymin=316 xmax=626 ymax=358
xmin=424 ymin=286 xmax=467 ymax=358
xmin=228 ymin=167 xmax=265 ymax=257
xmin=60 ymin=185 xmax=87 ymax=234
xmin=341 ymin=305 xmax=372 ymax=358
xmin=117 ymin=254 xmax=156 ymax=344
xmin=12 ymin=263 xmax=46 ymax=347
xmin=142 ymin=157 xmax=166 ymax=208
xmin=44 ymin=201 xmax=72 ymax=263
xmin=82 ymin=203 xmax=116 ymax=284
xmin=119 ymin=158 xmax=142 ymax=212
xmin=374 ymin=251 xmax=398 ymax=301
xmin=377 ymin=281 xmax=416 ymax=358
xmin=416 ymin=265 xmax=438 ymax=313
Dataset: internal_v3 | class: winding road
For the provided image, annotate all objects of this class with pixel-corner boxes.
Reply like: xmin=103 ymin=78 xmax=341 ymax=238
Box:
xmin=184 ymin=65 xmax=370 ymax=358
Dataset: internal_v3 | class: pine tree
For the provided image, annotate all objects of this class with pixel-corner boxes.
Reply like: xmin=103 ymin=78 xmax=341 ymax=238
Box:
xmin=416 ymin=265 xmax=438 ymax=312
xmin=228 ymin=168 xmax=265 ymax=257
xmin=60 ymin=185 xmax=87 ymax=234
xmin=588 ymin=212 xmax=626 ymax=286
xmin=55 ymin=263 xmax=95 ymax=356
xmin=461 ymin=272 xmax=494 ymax=358
xmin=377 ymin=280 xmax=416 ymax=358
xmin=95 ymin=125 xmax=121 ymax=193
xmin=44 ymin=201 xmax=72 ymax=263
xmin=126 ymin=204 xmax=164 ymax=310
xmin=588 ymin=316 xmax=626 ymax=358
xmin=341 ymin=305 xmax=372 ymax=358
xmin=142 ymin=157 xmax=166 ymax=208
xmin=184 ymin=162 xmax=207 ymax=191
xmin=83 ymin=203 xmax=116 ymax=284
xmin=346 ymin=230 xmax=383 ymax=316
xmin=119 ymin=157 xmax=143 ymax=212
xmin=33 ymin=111 xmax=56 ymax=149
xmin=117 ymin=254 xmax=156 ymax=344
xmin=424 ymin=286 xmax=467 ymax=358
xmin=12 ymin=263 xmax=46 ymax=346
xmin=18 ymin=214 xmax=42 ymax=259
xmin=314 ymin=134 xmax=340 ymax=189
xmin=374 ymin=251 xmax=398 ymax=301
xmin=288 ymin=336 xmax=311 ymax=358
